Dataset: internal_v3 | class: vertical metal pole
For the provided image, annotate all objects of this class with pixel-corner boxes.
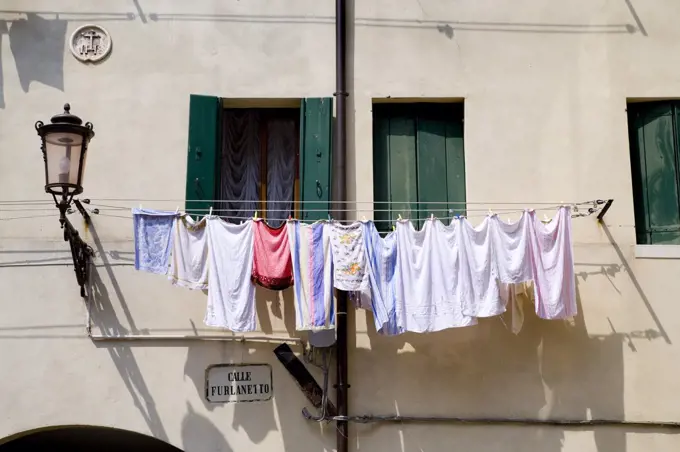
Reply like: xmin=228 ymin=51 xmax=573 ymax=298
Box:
xmin=334 ymin=0 xmax=349 ymax=450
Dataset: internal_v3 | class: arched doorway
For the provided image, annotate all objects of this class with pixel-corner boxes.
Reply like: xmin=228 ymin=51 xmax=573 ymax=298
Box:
xmin=0 ymin=425 xmax=183 ymax=452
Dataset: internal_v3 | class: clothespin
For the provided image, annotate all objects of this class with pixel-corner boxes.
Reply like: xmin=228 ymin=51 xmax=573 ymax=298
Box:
xmin=362 ymin=215 xmax=367 ymax=222
xmin=430 ymin=213 xmax=434 ymax=221
xmin=543 ymin=213 xmax=549 ymax=222
xmin=488 ymin=208 xmax=493 ymax=216
xmin=288 ymin=214 xmax=292 ymax=221
xmin=253 ymin=210 xmax=258 ymax=220
xmin=328 ymin=214 xmax=332 ymax=223
xmin=209 ymin=207 xmax=213 ymax=217
xmin=392 ymin=224 xmax=396 ymax=231
xmin=397 ymin=214 xmax=403 ymax=221
xmin=175 ymin=206 xmax=179 ymax=215
xmin=139 ymin=203 xmax=143 ymax=210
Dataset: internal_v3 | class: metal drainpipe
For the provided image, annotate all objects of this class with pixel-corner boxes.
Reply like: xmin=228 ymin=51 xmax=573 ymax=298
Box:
xmin=334 ymin=0 xmax=349 ymax=450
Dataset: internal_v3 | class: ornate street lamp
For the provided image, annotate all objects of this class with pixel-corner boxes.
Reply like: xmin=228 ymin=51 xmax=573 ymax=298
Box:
xmin=35 ymin=104 xmax=95 ymax=297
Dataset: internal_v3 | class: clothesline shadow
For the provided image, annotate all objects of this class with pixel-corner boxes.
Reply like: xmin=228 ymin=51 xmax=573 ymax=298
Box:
xmin=352 ymin=280 xmax=630 ymax=451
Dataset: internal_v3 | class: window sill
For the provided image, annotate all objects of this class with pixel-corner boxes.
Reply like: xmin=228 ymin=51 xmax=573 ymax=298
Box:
xmin=635 ymin=245 xmax=680 ymax=259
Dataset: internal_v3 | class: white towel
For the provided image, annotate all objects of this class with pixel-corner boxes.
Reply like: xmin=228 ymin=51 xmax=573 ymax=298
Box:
xmin=204 ymin=218 xmax=256 ymax=332
xmin=527 ymin=207 xmax=576 ymax=319
xmin=452 ymin=207 xmax=576 ymax=321
xmin=167 ymin=216 xmax=209 ymax=290
xmin=457 ymin=216 xmax=505 ymax=318
xmin=395 ymin=220 xmax=477 ymax=333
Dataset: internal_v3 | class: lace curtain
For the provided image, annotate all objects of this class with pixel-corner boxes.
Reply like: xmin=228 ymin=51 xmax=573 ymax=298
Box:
xmin=216 ymin=109 xmax=296 ymax=227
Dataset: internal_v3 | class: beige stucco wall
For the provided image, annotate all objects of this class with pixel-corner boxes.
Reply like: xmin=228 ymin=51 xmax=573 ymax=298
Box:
xmin=1 ymin=0 xmax=680 ymax=451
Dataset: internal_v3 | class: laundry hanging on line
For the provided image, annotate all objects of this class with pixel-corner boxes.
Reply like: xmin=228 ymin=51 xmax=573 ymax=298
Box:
xmin=132 ymin=207 xmax=577 ymax=334
xmin=204 ymin=218 xmax=256 ymax=332
xmin=132 ymin=208 xmax=175 ymax=275
xmin=168 ymin=215 xmax=209 ymax=290
xmin=251 ymin=219 xmax=294 ymax=291
xmin=287 ymin=220 xmax=335 ymax=331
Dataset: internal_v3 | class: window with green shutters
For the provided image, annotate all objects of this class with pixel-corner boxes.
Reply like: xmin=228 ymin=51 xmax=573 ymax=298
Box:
xmin=373 ymin=102 xmax=466 ymax=230
xmin=184 ymin=95 xmax=333 ymax=222
xmin=628 ymin=100 xmax=680 ymax=245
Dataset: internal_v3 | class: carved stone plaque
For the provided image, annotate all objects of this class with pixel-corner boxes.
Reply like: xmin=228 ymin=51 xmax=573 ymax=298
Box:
xmin=69 ymin=25 xmax=112 ymax=63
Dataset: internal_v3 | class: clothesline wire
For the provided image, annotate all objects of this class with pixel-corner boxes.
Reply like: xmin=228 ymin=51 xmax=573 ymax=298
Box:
xmin=0 ymin=199 xmax=606 ymax=221
xmin=93 ymin=213 xmax=522 ymax=223
xmin=0 ymin=213 xmax=57 ymax=221
xmin=88 ymin=208 xmax=597 ymax=223
xmin=0 ymin=206 xmax=599 ymax=222
xmin=89 ymin=198 xmax=601 ymax=206
xmin=82 ymin=203 xmax=570 ymax=213
xmin=0 ymin=198 xmax=604 ymax=206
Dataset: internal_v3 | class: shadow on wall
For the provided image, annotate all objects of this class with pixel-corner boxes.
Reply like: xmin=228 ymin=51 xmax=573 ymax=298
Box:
xmin=351 ymin=292 xmax=627 ymax=451
xmin=0 ymin=0 xmax=648 ymax=107
xmin=181 ymin=403 xmax=233 ymax=452
xmin=346 ymin=223 xmax=678 ymax=452
xmin=88 ymin=264 xmax=170 ymax=443
xmin=0 ymin=9 xmax=135 ymax=109
xmin=182 ymin=286 xmax=335 ymax=452
xmin=0 ymin=14 xmax=66 ymax=109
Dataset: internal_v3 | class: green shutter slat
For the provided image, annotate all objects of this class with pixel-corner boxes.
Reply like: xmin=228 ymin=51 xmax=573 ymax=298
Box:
xmin=300 ymin=98 xmax=333 ymax=221
xmin=416 ymin=113 xmax=449 ymax=226
xmin=387 ymin=114 xmax=418 ymax=228
xmin=630 ymin=101 xmax=680 ymax=244
xmin=185 ymin=94 xmax=220 ymax=213
xmin=373 ymin=112 xmax=391 ymax=231
xmin=445 ymin=111 xmax=466 ymax=218
xmin=628 ymin=105 xmax=649 ymax=244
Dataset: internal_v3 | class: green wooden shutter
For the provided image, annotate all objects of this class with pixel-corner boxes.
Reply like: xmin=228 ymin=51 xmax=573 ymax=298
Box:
xmin=372 ymin=111 xmax=392 ymax=231
xmin=416 ymin=104 xmax=449 ymax=226
xmin=373 ymin=103 xmax=465 ymax=231
xmin=415 ymin=104 xmax=466 ymax=227
xmin=300 ymin=97 xmax=333 ymax=221
xmin=629 ymin=101 xmax=680 ymax=244
xmin=185 ymin=94 xmax=220 ymax=213
xmin=373 ymin=104 xmax=418 ymax=230
xmin=445 ymin=105 xmax=466 ymax=218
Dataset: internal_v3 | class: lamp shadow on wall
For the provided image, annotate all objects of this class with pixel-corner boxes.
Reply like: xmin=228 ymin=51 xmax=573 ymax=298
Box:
xmin=351 ymin=265 xmax=671 ymax=452
xmin=88 ymin=220 xmax=169 ymax=444
xmin=88 ymin=265 xmax=170 ymax=444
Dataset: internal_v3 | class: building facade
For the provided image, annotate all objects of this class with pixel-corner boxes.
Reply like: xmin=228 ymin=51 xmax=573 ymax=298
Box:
xmin=1 ymin=1 xmax=680 ymax=451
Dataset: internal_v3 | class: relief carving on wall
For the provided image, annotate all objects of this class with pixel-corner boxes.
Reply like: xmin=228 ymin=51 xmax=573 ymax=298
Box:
xmin=69 ymin=25 xmax=112 ymax=63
